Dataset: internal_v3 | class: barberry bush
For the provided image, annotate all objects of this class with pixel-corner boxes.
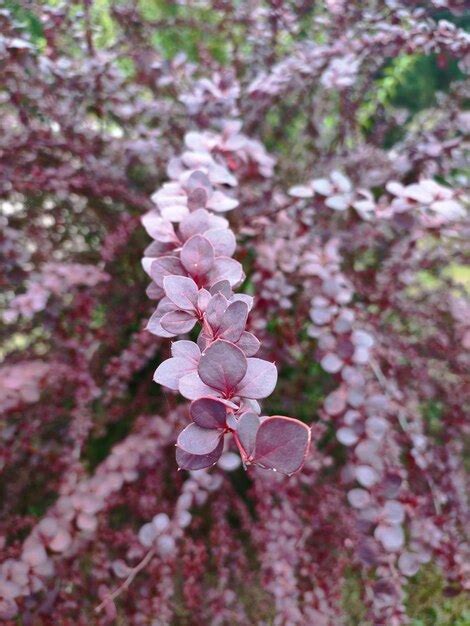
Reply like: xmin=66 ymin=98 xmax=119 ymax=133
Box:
xmin=0 ymin=1 xmax=468 ymax=624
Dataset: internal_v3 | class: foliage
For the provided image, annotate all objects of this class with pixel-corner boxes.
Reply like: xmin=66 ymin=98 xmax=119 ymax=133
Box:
xmin=0 ymin=1 xmax=468 ymax=624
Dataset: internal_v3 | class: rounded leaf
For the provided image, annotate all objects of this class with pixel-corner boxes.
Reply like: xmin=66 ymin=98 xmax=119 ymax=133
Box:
xmin=179 ymin=371 xmax=218 ymax=400
xmin=218 ymin=300 xmax=249 ymax=342
xmin=198 ymin=340 xmax=247 ymax=393
xmin=163 ymin=276 xmax=198 ymax=311
xmin=236 ymin=358 xmax=277 ymax=399
xmin=190 ymin=397 xmax=227 ymax=429
xmin=160 ymin=310 xmax=196 ymax=335
xmin=252 ymin=416 xmax=311 ymax=475
xmin=176 ymin=437 xmax=224 ymax=470
xmin=177 ymin=423 xmax=223 ymax=455
xmin=235 ymin=412 xmax=260 ymax=457
xmin=181 ymin=234 xmax=215 ymax=276
xmin=149 ymin=256 xmax=185 ymax=287
xmin=154 ymin=356 xmax=196 ymax=391
xmin=209 ymin=257 xmax=244 ymax=287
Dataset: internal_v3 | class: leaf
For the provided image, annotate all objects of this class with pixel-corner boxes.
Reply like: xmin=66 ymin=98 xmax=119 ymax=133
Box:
xmin=160 ymin=310 xmax=196 ymax=335
xmin=179 ymin=371 xmax=218 ymax=400
xmin=235 ymin=412 xmax=260 ymax=457
xmin=185 ymin=170 xmax=212 ymax=194
xmin=205 ymin=293 xmax=229 ymax=329
xmin=235 ymin=331 xmax=260 ymax=356
xmin=206 ymin=190 xmax=239 ymax=212
xmin=149 ymin=256 xmax=185 ymax=287
xmin=210 ymin=280 xmax=232 ymax=298
xmin=252 ymin=416 xmax=311 ymax=475
xmin=236 ymin=358 xmax=277 ymax=399
xmin=218 ymin=300 xmax=249 ymax=342
xmin=198 ymin=340 xmax=247 ymax=393
xmin=146 ymin=298 xmax=175 ymax=338
xmin=154 ymin=357 xmax=196 ymax=390
xmin=171 ymin=340 xmax=201 ymax=362
xmin=177 ymin=423 xmax=223 ymax=454
xmin=204 ymin=228 xmax=236 ymax=257
xmin=176 ymin=437 xmax=224 ymax=470
xmin=179 ymin=209 xmax=213 ymax=240
xmin=180 ymin=234 xmax=215 ymax=276
xmin=163 ymin=276 xmax=198 ymax=310
xmin=141 ymin=212 xmax=177 ymax=242
xmin=190 ymin=397 xmax=227 ymax=429
xmin=209 ymin=257 xmax=244 ymax=287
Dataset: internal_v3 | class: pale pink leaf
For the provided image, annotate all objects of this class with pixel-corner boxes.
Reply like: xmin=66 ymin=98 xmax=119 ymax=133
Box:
xmin=236 ymin=358 xmax=277 ymax=399
xmin=177 ymin=423 xmax=223 ymax=455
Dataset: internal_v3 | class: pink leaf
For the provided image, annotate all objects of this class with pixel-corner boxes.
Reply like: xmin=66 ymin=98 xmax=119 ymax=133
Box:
xmin=235 ymin=331 xmax=260 ymax=356
xmin=218 ymin=300 xmax=249 ymax=342
xmin=154 ymin=357 xmax=196 ymax=390
xmin=205 ymin=228 xmax=237 ymax=257
xmin=198 ymin=340 xmax=247 ymax=393
xmin=150 ymin=256 xmax=185 ymax=287
xmin=236 ymin=358 xmax=277 ymax=399
xmin=176 ymin=437 xmax=224 ymax=470
xmin=179 ymin=371 xmax=218 ymax=400
xmin=171 ymin=340 xmax=201 ymax=362
xmin=210 ymin=280 xmax=232 ymax=298
xmin=146 ymin=298 xmax=175 ymax=338
xmin=181 ymin=234 xmax=215 ymax=276
xmin=252 ymin=416 xmax=311 ymax=475
xmin=179 ymin=208 xmax=213 ymax=239
xmin=163 ymin=276 xmax=198 ymax=310
xmin=177 ymin=423 xmax=223 ymax=455
xmin=235 ymin=412 xmax=260 ymax=457
xmin=160 ymin=310 xmax=196 ymax=335
xmin=206 ymin=293 xmax=229 ymax=329
xmin=190 ymin=397 xmax=227 ymax=429
xmin=209 ymin=257 xmax=244 ymax=287
xmin=141 ymin=212 xmax=177 ymax=243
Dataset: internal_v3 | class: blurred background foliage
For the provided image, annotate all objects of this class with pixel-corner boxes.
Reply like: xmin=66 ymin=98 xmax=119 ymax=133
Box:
xmin=3 ymin=1 xmax=469 ymax=623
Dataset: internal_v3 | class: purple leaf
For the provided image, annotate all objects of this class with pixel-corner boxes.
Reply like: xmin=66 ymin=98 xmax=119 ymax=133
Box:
xmin=236 ymin=358 xmax=277 ymax=399
xmin=235 ymin=331 xmax=260 ymax=356
xmin=218 ymin=300 xmax=249 ymax=342
xmin=141 ymin=212 xmax=177 ymax=243
xmin=146 ymin=298 xmax=175 ymax=338
xmin=181 ymin=235 xmax=215 ymax=276
xmin=197 ymin=288 xmax=211 ymax=311
xmin=177 ymin=423 xmax=223 ymax=455
xmin=146 ymin=281 xmax=164 ymax=301
xmin=205 ymin=293 xmax=229 ymax=329
xmin=252 ymin=416 xmax=311 ymax=475
xmin=187 ymin=187 xmax=208 ymax=211
xmin=205 ymin=228 xmax=236 ymax=257
xmin=190 ymin=397 xmax=227 ymax=429
xmin=176 ymin=437 xmax=224 ymax=471
xmin=179 ymin=209 xmax=213 ymax=240
xmin=160 ymin=310 xmax=196 ymax=335
xmin=210 ymin=280 xmax=232 ymax=298
xmin=179 ymin=371 xmax=219 ymax=400
xmin=206 ymin=190 xmax=239 ymax=212
xmin=149 ymin=256 xmax=185 ymax=287
xmin=198 ymin=340 xmax=247 ymax=393
xmin=153 ymin=357 xmax=195 ymax=390
xmin=171 ymin=340 xmax=200 ymax=362
xmin=185 ymin=170 xmax=212 ymax=194
xmin=163 ymin=276 xmax=198 ymax=311
xmin=209 ymin=257 xmax=244 ymax=287
xmin=236 ymin=412 xmax=260 ymax=457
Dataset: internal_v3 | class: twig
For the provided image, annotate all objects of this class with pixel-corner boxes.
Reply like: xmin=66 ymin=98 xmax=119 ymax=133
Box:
xmin=95 ymin=546 xmax=156 ymax=613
